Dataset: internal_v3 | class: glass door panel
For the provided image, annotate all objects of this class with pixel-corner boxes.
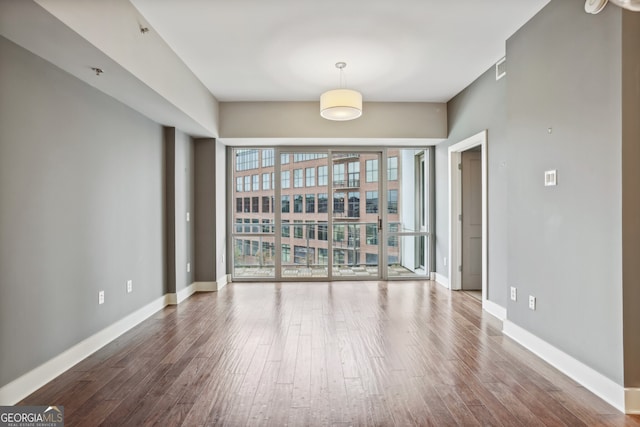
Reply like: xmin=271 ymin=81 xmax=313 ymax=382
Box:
xmin=280 ymin=151 xmax=329 ymax=279
xmin=231 ymin=148 xmax=275 ymax=278
xmin=386 ymin=149 xmax=430 ymax=279
xmin=331 ymin=152 xmax=381 ymax=278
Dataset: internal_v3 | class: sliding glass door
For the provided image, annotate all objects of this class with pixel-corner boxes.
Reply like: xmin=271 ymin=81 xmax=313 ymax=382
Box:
xmin=229 ymin=147 xmax=432 ymax=281
xmin=331 ymin=152 xmax=382 ymax=278
xmin=279 ymin=151 xmax=330 ymax=279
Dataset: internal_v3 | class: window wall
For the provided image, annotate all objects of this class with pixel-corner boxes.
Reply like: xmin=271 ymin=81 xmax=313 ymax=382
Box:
xmin=229 ymin=147 xmax=433 ymax=281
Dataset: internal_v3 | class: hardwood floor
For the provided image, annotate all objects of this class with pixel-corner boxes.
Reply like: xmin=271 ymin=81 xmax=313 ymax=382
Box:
xmin=20 ymin=281 xmax=640 ymax=426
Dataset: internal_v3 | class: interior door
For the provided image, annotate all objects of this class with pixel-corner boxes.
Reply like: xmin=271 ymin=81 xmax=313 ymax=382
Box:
xmin=461 ymin=149 xmax=482 ymax=290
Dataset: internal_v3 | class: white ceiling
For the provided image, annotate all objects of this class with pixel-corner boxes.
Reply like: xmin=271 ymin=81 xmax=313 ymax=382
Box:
xmin=130 ymin=0 xmax=550 ymax=103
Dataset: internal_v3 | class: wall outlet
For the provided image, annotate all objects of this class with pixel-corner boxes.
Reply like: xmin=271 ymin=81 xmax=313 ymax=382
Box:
xmin=510 ymin=286 xmax=517 ymax=301
xmin=529 ymin=295 xmax=536 ymax=310
xmin=187 ymin=262 xmax=191 ymax=273
xmin=98 ymin=290 xmax=105 ymax=305
xmin=126 ymin=280 xmax=133 ymax=293
xmin=186 ymin=212 xmax=190 ymax=222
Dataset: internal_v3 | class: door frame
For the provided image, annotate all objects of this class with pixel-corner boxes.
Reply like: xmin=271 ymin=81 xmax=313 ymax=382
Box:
xmin=448 ymin=131 xmax=487 ymax=301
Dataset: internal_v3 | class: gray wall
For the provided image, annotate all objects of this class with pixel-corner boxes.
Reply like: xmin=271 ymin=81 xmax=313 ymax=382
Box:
xmin=0 ymin=36 xmax=165 ymax=386
xmin=506 ymin=0 xmax=623 ymax=384
xmin=436 ymin=0 xmax=627 ymax=385
xmin=173 ymin=129 xmax=195 ymax=292
xmin=435 ymin=65 xmax=508 ymax=306
xmin=621 ymin=10 xmax=640 ymax=388
xmin=220 ymin=101 xmax=447 ymax=139
xmin=194 ymin=138 xmax=217 ymax=282
xmin=215 ymin=141 xmax=227 ymax=281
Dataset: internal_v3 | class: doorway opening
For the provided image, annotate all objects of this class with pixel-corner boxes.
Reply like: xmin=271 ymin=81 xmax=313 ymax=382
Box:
xmin=448 ymin=131 xmax=487 ymax=307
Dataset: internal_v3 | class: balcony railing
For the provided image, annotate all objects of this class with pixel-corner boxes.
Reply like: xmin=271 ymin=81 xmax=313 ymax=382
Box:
xmin=333 ymin=179 xmax=360 ymax=188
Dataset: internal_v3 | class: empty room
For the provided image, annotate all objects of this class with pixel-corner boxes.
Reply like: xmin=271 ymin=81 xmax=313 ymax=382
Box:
xmin=1 ymin=0 xmax=639 ymax=425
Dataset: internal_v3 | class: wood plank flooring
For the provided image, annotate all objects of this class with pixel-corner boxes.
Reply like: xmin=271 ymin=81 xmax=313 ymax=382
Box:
xmin=19 ymin=281 xmax=640 ymax=426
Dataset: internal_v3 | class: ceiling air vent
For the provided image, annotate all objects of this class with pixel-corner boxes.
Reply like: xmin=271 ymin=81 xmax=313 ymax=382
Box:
xmin=495 ymin=57 xmax=506 ymax=81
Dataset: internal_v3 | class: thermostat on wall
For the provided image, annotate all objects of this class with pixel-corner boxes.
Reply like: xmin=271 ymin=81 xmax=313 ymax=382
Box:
xmin=544 ymin=170 xmax=557 ymax=186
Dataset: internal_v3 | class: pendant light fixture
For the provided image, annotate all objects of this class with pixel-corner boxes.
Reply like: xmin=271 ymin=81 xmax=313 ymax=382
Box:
xmin=320 ymin=62 xmax=362 ymax=121
xmin=585 ymin=0 xmax=640 ymax=13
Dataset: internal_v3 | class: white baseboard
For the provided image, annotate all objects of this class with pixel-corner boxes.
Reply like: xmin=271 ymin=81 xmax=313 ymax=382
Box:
xmin=165 ymin=283 xmax=197 ymax=305
xmin=434 ymin=273 xmax=449 ymax=289
xmin=626 ymin=388 xmax=640 ymax=414
xmin=0 ymin=294 xmax=167 ymax=406
xmin=0 ymin=279 xmax=225 ymax=406
xmin=216 ymin=274 xmax=230 ymax=290
xmin=503 ymin=320 xmax=625 ymax=413
xmin=194 ymin=281 xmax=216 ymax=292
xmin=482 ymin=299 xmax=506 ymax=321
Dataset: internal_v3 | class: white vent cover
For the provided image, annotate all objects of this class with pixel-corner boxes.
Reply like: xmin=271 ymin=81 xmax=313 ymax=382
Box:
xmin=495 ymin=57 xmax=506 ymax=80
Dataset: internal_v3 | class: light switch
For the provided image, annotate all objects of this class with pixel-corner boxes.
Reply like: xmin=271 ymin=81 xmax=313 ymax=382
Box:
xmin=544 ymin=170 xmax=557 ymax=187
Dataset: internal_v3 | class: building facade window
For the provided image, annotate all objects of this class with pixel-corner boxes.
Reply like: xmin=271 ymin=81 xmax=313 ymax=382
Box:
xmin=236 ymin=177 xmax=243 ymax=192
xmin=305 ymin=194 xmax=315 ymax=213
xmin=388 ymin=156 xmax=398 ymax=181
xmin=262 ymin=173 xmax=270 ymax=190
xmin=294 ymin=169 xmax=304 ymax=188
xmin=348 ymin=162 xmax=360 ymax=187
xmin=347 ymin=191 xmax=360 ymax=218
xmin=294 ymin=195 xmax=303 ymax=213
xmin=365 ymin=191 xmax=378 ymax=213
xmin=282 ymin=244 xmax=290 ymax=262
xmin=318 ymin=165 xmax=328 ymax=186
xmin=294 ymin=246 xmax=314 ymax=264
xmin=281 ymin=195 xmax=290 ymax=213
xmin=388 ymin=223 xmax=399 ymax=247
xmin=236 ymin=149 xmax=259 ymax=171
xmin=236 ymin=198 xmax=242 ymax=213
xmin=366 ymin=253 xmax=378 ymax=265
xmin=334 ymin=192 xmax=345 ymax=214
xmin=366 ymin=224 xmax=378 ymax=245
xmin=294 ymin=220 xmax=303 ymax=238
xmin=388 ymin=189 xmax=398 ymax=214
xmin=365 ymin=159 xmax=378 ymax=182
xmin=333 ymin=164 xmax=345 ymax=186
xmin=318 ymin=248 xmax=328 ymax=264
xmin=244 ymin=175 xmax=251 ymax=192
xmin=282 ymin=170 xmax=290 ymax=189
xmin=318 ymin=222 xmax=328 ymax=241
xmin=282 ymin=220 xmax=290 ymax=237
xmin=252 ymin=197 xmax=259 ymax=213
xmin=317 ymin=193 xmax=328 ymax=213
xmin=262 ymin=196 xmax=270 ymax=213
xmin=252 ymin=175 xmax=259 ymax=191
xmin=306 ymin=221 xmax=315 ymax=239
xmin=305 ymin=167 xmax=315 ymax=187
xmin=262 ymin=149 xmax=274 ymax=167
xmin=243 ymin=197 xmax=250 ymax=213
